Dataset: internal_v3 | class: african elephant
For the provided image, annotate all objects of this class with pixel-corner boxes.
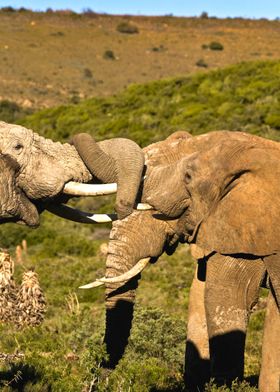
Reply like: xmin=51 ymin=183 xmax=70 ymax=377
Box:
xmin=77 ymin=131 xmax=280 ymax=391
xmin=0 ymin=122 xmax=145 ymax=219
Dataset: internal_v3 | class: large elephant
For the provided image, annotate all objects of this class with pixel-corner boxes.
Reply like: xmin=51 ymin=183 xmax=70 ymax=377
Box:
xmin=0 ymin=122 xmax=145 ymax=219
xmin=77 ymin=131 xmax=280 ymax=391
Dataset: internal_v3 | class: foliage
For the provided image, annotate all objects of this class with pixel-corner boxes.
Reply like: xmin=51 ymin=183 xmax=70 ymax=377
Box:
xmin=18 ymin=60 xmax=280 ymax=146
xmin=0 ymin=100 xmax=32 ymax=123
xmin=103 ymin=50 xmax=116 ymax=60
xmin=209 ymin=41 xmax=224 ymax=51
xmin=196 ymin=58 xmax=208 ymax=68
xmin=116 ymin=22 xmax=139 ymax=34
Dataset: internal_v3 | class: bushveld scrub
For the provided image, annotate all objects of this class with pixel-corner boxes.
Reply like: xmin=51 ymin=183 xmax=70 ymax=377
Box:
xmin=0 ymin=101 xmax=32 ymax=123
xmin=19 ymin=60 xmax=280 ymax=145
xmin=0 ymin=60 xmax=274 ymax=390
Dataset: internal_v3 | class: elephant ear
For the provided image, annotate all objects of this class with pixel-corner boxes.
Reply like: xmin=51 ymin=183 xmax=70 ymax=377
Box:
xmin=187 ymin=141 xmax=280 ymax=256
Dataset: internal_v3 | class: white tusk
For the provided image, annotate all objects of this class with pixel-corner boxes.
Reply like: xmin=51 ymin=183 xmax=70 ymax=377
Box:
xmin=136 ymin=203 xmax=153 ymax=210
xmin=63 ymin=182 xmax=153 ymax=209
xmin=46 ymin=204 xmax=117 ymax=223
xmin=79 ymin=281 xmax=105 ymax=289
xmin=63 ymin=181 xmax=117 ymax=196
xmin=79 ymin=257 xmax=150 ymax=289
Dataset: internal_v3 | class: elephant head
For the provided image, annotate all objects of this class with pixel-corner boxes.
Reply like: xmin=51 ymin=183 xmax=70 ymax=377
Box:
xmin=80 ymin=130 xmax=280 ymax=367
xmin=0 ymin=122 xmax=145 ymax=220
xmin=0 ymin=154 xmax=39 ymax=227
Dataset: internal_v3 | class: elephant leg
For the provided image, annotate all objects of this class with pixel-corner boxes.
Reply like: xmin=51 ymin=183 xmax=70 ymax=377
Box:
xmin=259 ymin=291 xmax=280 ymax=392
xmin=184 ymin=262 xmax=210 ymax=391
xmin=205 ymin=254 xmax=265 ymax=386
xmin=263 ymin=254 xmax=280 ymax=309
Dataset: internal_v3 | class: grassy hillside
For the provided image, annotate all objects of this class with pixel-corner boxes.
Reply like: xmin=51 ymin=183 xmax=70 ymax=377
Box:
xmin=0 ymin=60 xmax=276 ymax=390
xmin=19 ymin=59 xmax=280 ymax=145
xmin=0 ymin=9 xmax=280 ymax=108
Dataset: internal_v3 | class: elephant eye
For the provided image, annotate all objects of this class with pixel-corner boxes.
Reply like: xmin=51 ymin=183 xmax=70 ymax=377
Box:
xmin=185 ymin=172 xmax=192 ymax=184
xmin=14 ymin=143 xmax=23 ymax=152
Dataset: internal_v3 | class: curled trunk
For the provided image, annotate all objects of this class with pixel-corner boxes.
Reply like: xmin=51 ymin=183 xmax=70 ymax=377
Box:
xmin=72 ymin=134 xmax=144 ymax=219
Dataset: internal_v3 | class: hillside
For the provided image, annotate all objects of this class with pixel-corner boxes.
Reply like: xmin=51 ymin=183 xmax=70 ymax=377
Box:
xmin=18 ymin=60 xmax=280 ymax=145
xmin=0 ymin=9 xmax=280 ymax=108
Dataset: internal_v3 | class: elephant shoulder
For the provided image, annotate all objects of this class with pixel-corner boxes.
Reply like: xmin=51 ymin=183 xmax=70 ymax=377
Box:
xmin=196 ymin=171 xmax=280 ymax=256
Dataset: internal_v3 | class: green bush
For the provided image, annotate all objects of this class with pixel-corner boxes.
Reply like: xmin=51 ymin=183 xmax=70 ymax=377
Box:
xmin=196 ymin=58 xmax=208 ymax=68
xmin=209 ymin=41 xmax=224 ymax=51
xmin=0 ymin=100 xmax=32 ymax=123
xmin=116 ymin=22 xmax=139 ymax=34
xmin=103 ymin=50 xmax=115 ymax=60
xmin=18 ymin=60 xmax=280 ymax=146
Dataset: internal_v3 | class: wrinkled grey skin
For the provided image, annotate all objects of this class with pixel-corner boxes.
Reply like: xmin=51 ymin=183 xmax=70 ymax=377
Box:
xmin=100 ymin=131 xmax=280 ymax=391
xmin=0 ymin=154 xmax=39 ymax=227
xmin=0 ymin=122 xmax=144 ymax=219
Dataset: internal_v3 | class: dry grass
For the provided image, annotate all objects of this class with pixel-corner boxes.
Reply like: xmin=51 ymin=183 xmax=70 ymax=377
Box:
xmin=0 ymin=12 xmax=280 ymax=108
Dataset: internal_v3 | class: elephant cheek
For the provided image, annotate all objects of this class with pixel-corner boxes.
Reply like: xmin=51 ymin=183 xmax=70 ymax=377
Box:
xmin=18 ymin=164 xmax=66 ymax=199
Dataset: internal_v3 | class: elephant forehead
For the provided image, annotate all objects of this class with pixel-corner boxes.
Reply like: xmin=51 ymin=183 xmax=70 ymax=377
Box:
xmin=0 ymin=122 xmax=33 ymax=147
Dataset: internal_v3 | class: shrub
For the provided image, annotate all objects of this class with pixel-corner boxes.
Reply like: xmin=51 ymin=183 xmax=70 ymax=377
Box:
xmin=202 ymin=43 xmax=209 ymax=50
xmin=151 ymin=45 xmax=166 ymax=52
xmin=0 ymin=100 xmax=32 ymax=123
xmin=82 ymin=8 xmax=98 ymax=17
xmin=1 ymin=6 xmax=16 ymax=12
xmin=200 ymin=11 xmax=209 ymax=19
xmin=103 ymin=50 xmax=116 ymax=60
xmin=116 ymin=22 xmax=139 ymax=34
xmin=18 ymin=7 xmax=29 ymax=12
xmin=83 ymin=68 xmax=93 ymax=78
xmin=196 ymin=59 xmax=208 ymax=68
xmin=209 ymin=41 xmax=224 ymax=51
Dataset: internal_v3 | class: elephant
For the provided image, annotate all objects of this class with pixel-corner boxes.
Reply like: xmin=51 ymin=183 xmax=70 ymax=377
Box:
xmin=0 ymin=122 xmax=145 ymax=220
xmin=76 ymin=130 xmax=280 ymax=391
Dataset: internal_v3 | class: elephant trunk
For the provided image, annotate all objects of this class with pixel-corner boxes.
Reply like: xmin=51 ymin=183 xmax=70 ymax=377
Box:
xmin=72 ymin=134 xmax=144 ymax=219
xmin=102 ymin=211 xmax=173 ymax=367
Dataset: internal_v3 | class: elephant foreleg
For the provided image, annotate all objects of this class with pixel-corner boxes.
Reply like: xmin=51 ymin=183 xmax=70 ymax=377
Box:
xmin=259 ymin=291 xmax=280 ymax=392
xmin=184 ymin=262 xmax=210 ymax=391
xmin=205 ymin=254 xmax=265 ymax=386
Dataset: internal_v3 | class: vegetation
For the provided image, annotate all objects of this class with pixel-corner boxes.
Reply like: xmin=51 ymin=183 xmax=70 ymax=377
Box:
xmin=103 ymin=50 xmax=116 ymax=60
xmin=0 ymin=101 xmax=33 ymax=123
xmin=196 ymin=58 xmax=208 ymax=68
xmin=209 ymin=41 xmax=224 ymax=51
xmin=116 ymin=22 xmax=139 ymax=34
xmin=18 ymin=60 xmax=280 ymax=145
xmin=0 ymin=60 xmax=277 ymax=390
xmin=0 ymin=11 xmax=279 ymax=108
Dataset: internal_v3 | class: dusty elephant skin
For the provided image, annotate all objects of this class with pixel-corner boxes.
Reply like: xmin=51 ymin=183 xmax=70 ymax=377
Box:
xmin=0 ymin=154 xmax=39 ymax=227
xmin=0 ymin=122 xmax=144 ymax=219
xmin=95 ymin=131 xmax=280 ymax=391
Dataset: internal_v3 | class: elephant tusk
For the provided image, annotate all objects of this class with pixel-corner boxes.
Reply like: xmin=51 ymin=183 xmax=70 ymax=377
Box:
xmin=136 ymin=203 xmax=153 ymax=211
xmin=47 ymin=204 xmax=153 ymax=224
xmin=62 ymin=182 xmax=153 ymax=210
xmin=79 ymin=257 xmax=150 ymax=289
xmin=46 ymin=204 xmax=117 ymax=223
xmin=63 ymin=181 xmax=117 ymax=196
